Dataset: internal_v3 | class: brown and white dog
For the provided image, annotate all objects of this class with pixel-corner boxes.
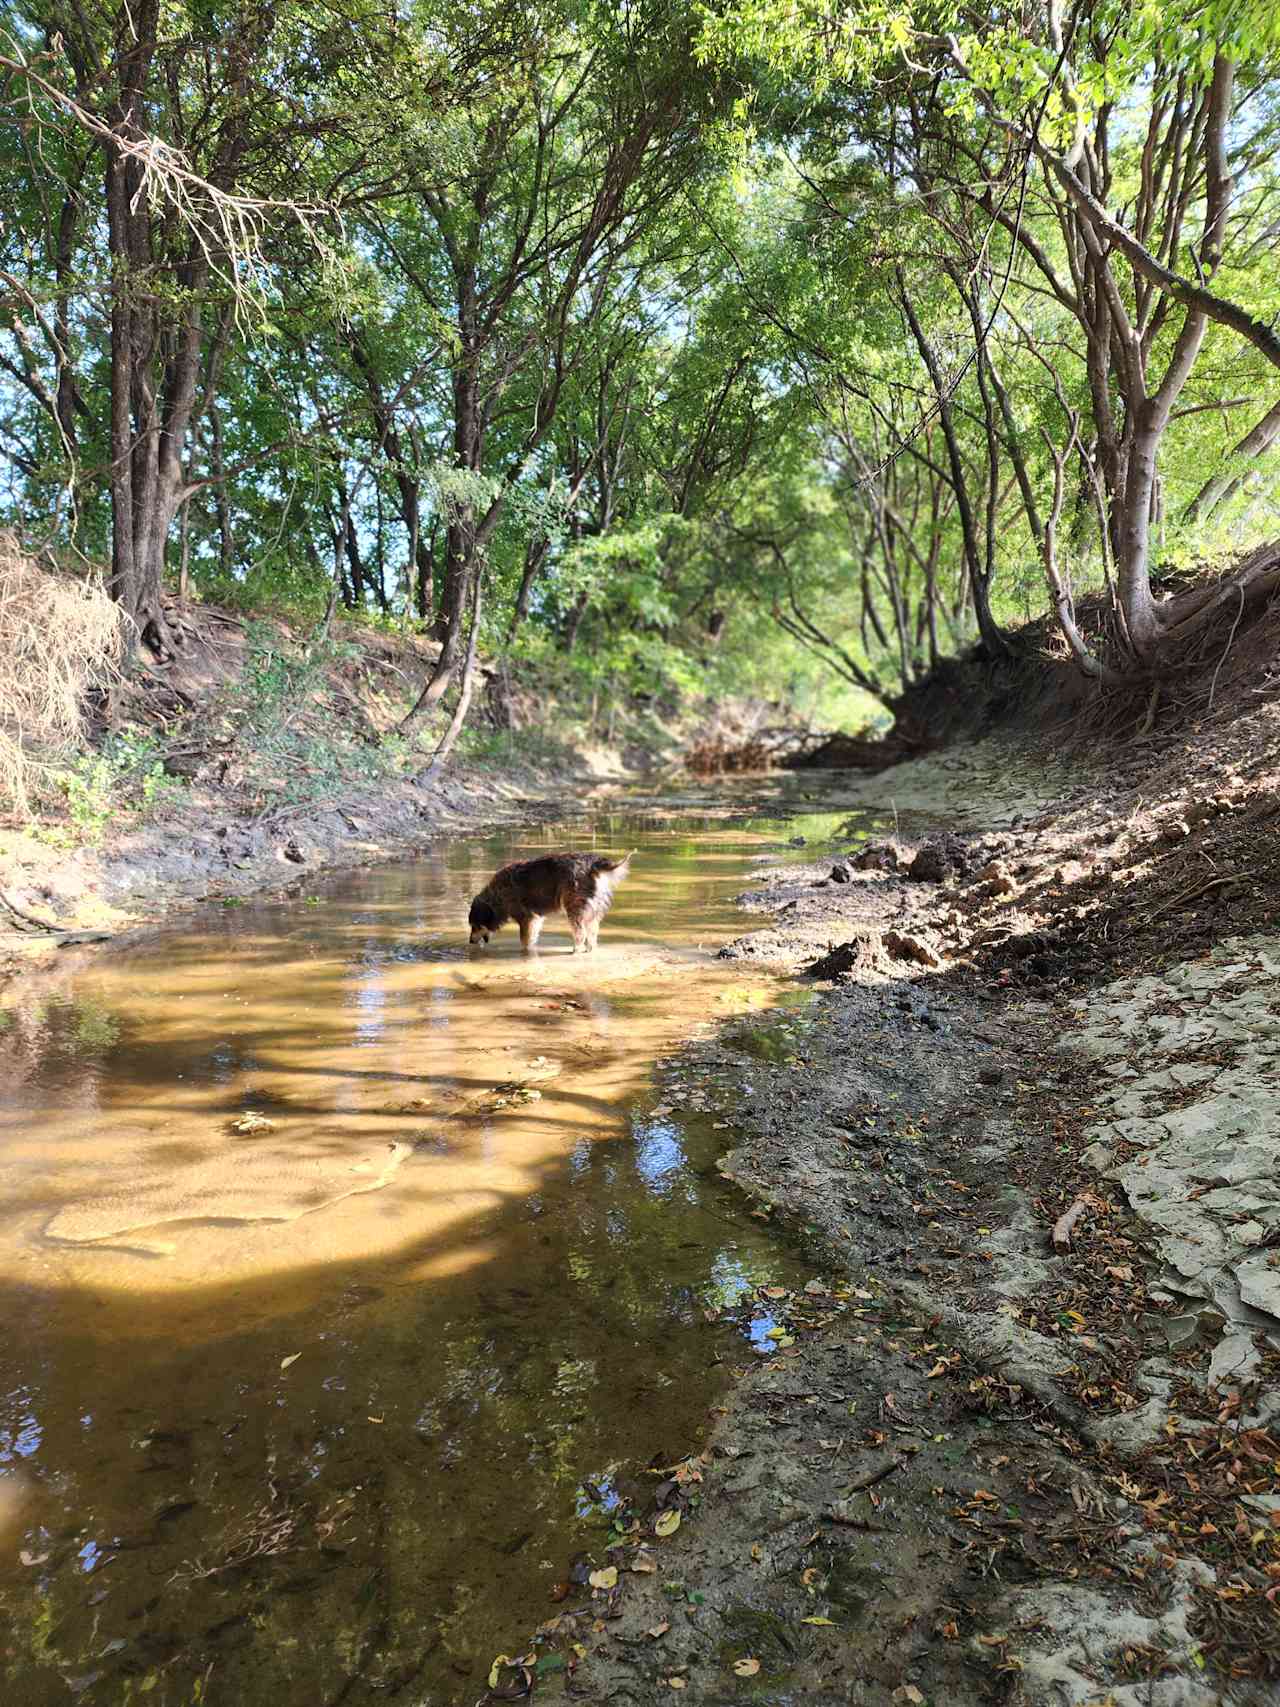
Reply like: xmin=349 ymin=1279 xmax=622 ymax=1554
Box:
xmin=467 ymin=851 xmax=633 ymax=953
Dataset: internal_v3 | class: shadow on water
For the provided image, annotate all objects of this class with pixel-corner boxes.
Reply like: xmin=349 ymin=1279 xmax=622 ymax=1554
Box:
xmin=0 ymin=781 xmax=892 ymax=1705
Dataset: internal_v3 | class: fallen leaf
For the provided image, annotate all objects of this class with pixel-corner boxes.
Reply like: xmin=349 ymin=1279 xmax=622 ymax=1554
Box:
xmin=280 ymin=1353 xmax=301 ymax=1370
xmin=801 ymin=1616 xmax=835 ymax=1626
xmin=647 ymin=1622 xmax=670 ymax=1639
xmin=631 ymin=1551 xmax=657 ymax=1574
xmin=749 ymin=1542 xmax=763 ymax=1562
xmin=654 ymin=1510 xmax=681 ymax=1538
xmin=19 ymin=1550 xmax=48 ymax=1567
xmin=892 ymin=1689 xmax=925 ymax=1705
xmin=734 ymin=1657 xmax=761 ymax=1676
xmin=668 ymin=1677 xmax=686 ymax=1690
xmin=488 ymin=1655 xmax=515 ymax=1688
xmin=588 ymin=1566 xmax=618 ymax=1590
xmin=231 ymin=1112 xmax=275 ymax=1134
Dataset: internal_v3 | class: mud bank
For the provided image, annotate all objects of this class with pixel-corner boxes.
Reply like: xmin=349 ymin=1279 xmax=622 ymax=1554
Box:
xmin=0 ymin=750 xmax=607 ymax=988
xmin=517 ymin=727 xmax=1279 ymax=1705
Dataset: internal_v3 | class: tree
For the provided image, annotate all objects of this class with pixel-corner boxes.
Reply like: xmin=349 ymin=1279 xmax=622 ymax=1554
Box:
xmin=0 ymin=1 xmax=501 ymax=653
xmin=701 ymin=0 xmax=1280 ymax=673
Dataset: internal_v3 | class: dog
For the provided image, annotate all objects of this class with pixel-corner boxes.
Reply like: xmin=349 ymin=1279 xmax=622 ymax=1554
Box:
xmin=468 ymin=851 xmax=633 ymax=953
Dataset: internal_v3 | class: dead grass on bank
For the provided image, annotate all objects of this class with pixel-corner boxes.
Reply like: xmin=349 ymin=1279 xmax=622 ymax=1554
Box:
xmin=0 ymin=537 xmax=125 ymax=814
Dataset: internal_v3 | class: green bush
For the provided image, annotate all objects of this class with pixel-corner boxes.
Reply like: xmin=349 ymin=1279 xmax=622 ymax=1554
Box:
xmin=58 ymin=729 xmax=182 ymax=842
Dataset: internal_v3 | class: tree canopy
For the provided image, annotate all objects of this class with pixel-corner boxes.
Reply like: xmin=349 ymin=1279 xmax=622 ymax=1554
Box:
xmin=4 ymin=0 xmax=1280 ymax=724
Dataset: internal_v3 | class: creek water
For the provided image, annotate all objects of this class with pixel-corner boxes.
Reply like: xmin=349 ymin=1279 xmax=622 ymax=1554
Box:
xmin=0 ymin=786 xmax=883 ymax=1705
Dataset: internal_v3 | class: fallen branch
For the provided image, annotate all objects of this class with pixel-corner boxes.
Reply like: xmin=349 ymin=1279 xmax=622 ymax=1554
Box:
xmin=1052 ymin=1197 xmax=1091 ymax=1252
xmin=822 ymin=1511 xmax=891 ymax=1533
xmin=0 ymin=886 xmax=59 ymax=933
xmin=843 ymin=1457 xmax=905 ymax=1493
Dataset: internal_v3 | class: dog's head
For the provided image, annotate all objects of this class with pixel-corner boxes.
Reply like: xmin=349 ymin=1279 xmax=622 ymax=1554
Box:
xmin=468 ymin=897 xmax=500 ymax=944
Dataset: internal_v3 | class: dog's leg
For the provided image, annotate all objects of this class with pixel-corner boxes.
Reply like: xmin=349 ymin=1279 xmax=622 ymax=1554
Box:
xmin=586 ymin=915 xmax=602 ymax=953
xmin=565 ymin=901 xmax=589 ymax=953
xmin=525 ymin=914 xmax=545 ymax=952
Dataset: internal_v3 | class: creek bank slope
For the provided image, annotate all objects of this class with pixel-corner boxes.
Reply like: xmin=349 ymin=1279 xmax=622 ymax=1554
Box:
xmin=517 ymin=709 xmax=1278 ymax=1705
xmin=0 ymin=599 xmax=645 ymax=986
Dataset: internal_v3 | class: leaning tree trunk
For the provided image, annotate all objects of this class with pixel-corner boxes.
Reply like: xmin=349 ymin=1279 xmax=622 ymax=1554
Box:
xmin=898 ymin=274 xmax=1004 ymax=657
xmin=416 ymin=568 xmax=484 ymax=779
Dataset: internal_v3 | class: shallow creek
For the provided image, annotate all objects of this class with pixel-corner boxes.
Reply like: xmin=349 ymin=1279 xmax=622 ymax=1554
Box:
xmin=0 ymin=788 xmax=885 ymax=1705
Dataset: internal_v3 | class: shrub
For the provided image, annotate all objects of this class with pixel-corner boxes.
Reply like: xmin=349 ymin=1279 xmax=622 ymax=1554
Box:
xmin=0 ymin=537 xmax=125 ymax=814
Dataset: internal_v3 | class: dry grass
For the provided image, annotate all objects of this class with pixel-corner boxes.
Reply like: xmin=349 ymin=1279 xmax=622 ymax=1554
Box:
xmin=0 ymin=536 xmax=124 ymax=814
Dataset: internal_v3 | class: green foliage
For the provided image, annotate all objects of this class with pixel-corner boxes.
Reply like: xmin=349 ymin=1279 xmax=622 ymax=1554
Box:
xmin=56 ymin=731 xmax=182 ymax=844
xmin=4 ymin=0 xmax=1280 ymax=720
xmin=240 ymin=623 xmax=357 ymax=722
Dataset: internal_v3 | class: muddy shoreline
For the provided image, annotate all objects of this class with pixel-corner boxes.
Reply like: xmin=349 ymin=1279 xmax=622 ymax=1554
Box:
xmin=0 ymin=752 xmax=606 ymax=989
xmin=512 ymin=734 xmax=1280 ymax=1706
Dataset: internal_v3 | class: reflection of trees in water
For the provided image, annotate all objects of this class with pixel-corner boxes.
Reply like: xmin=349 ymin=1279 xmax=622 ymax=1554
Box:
xmin=0 ymin=1087 xmax=789 ymax=1706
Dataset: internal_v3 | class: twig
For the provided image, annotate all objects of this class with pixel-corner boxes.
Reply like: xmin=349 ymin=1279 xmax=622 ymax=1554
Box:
xmin=0 ymin=887 xmax=59 ymax=932
xmin=1206 ymin=584 xmax=1246 ymax=712
xmin=1146 ymin=870 xmax=1255 ymax=922
xmin=1052 ymin=1197 xmax=1090 ymax=1252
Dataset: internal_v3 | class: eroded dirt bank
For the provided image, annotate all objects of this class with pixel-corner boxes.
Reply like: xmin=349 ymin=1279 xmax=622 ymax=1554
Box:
xmin=516 ymin=722 xmax=1279 ymax=1706
xmin=0 ymin=596 xmax=644 ymax=988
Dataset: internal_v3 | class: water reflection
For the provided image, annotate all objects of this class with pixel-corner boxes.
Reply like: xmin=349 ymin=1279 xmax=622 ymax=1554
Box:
xmin=0 ymin=786 xmax=890 ymax=1705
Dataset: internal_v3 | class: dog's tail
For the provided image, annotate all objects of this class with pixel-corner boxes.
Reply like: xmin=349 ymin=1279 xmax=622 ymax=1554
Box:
xmin=591 ymin=851 xmax=634 ymax=891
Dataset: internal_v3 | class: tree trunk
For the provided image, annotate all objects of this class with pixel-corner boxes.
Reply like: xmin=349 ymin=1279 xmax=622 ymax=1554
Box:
xmin=415 ymin=519 xmax=438 ymax=624
xmin=898 ymin=274 xmax=1004 ymax=655
xmin=562 ymin=588 xmax=589 ymax=653
xmin=1183 ymin=394 xmax=1280 ymax=525
xmin=508 ymin=535 xmax=549 ymax=642
xmin=416 ymin=569 xmax=484 ymax=778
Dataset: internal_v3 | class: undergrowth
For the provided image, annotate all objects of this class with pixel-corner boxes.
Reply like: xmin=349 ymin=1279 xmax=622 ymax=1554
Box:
xmin=61 ymin=731 xmax=180 ymax=838
xmin=0 ymin=540 xmax=125 ymax=817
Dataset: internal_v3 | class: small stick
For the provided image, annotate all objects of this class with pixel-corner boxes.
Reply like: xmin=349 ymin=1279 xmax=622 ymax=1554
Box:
xmin=1053 ymin=1197 xmax=1090 ymax=1252
xmin=843 ymin=1458 xmax=906 ymax=1494
xmin=0 ymin=888 xmax=58 ymax=933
